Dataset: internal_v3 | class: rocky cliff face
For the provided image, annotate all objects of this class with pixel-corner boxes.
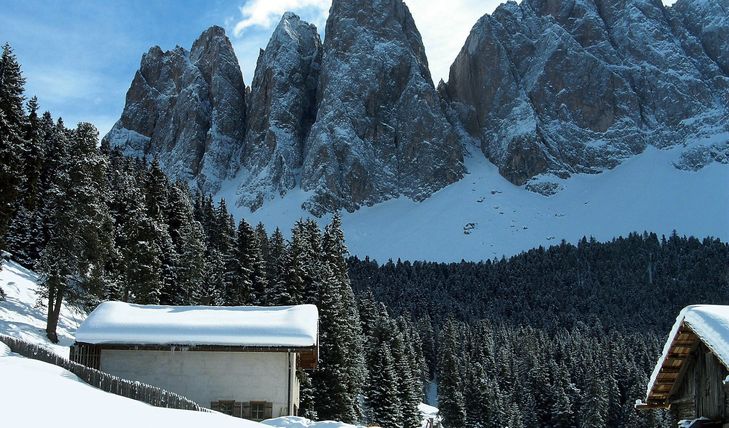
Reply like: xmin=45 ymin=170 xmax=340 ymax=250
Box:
xmin=299 ymin=0 xmax=464 ymax=214
xmin=104 ymin=26 xmax=246 ymax=193
xmin=237 ymin=12 xmax=322 ymax=211
xmin=443 ymin=0 xmax=729 ymax=188
xmin=107 ymin=0 xmax=728 ymax=212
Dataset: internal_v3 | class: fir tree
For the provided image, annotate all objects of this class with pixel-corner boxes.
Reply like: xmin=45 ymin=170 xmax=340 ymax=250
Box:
xmin=0 ymin=43 xmax=27 ymax=253
xmin=266 ymin=228 xmax=292 ymax=305
xmin=438 ymin=319 xmax=466 ymax=428
xmin=39 ymin=123 xmax=113 ymax=342
xmin=366 ymin=341 xmax=402 ymax=428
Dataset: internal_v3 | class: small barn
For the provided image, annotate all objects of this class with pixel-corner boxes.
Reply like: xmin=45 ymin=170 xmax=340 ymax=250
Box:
xmin=637 ymin=305 xmax=729 ymax=427
xmin=70 ymin=301 xmax=318 ymax=420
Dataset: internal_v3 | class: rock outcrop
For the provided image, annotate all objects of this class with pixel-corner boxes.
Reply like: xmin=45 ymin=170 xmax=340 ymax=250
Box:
xmin=104 ymin=26 xmax=246 ymax=193
xmin=300 ymin=0 xmax=464 ymax=214
xmin=442 ymin=0 xmax=729 ymax=187
xmin=237 ymin=12 xmax=322 ymax=210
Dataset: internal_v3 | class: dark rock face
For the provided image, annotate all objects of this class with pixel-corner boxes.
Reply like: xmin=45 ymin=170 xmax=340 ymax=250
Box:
xmin=300 ymin=0 xmax=464 ymax=214
xmin=443 ymin=0 xmax=729 ymax=185
xmin=237 ymin=12 xmax=322 ymax=210
xmin=104 ymin=26 xmax=246 ymax=193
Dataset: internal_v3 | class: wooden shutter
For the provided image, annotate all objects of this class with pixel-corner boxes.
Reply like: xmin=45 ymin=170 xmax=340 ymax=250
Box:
xmin=233 ymin=401 xmax=243 ymax=418
xmin=211 ymin=401 xmax=220 ymax=412
xmin=242 ymin=401 xmax=251 ymax=419
xmin=264 ymin=402 xmax=273 ymax=419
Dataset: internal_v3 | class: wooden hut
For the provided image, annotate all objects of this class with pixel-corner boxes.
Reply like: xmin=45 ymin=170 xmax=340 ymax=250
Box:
xmin=70 ymin=301 xmax=319 ymax=420
xmin=636 ymin=305 xmax=729 ymax=427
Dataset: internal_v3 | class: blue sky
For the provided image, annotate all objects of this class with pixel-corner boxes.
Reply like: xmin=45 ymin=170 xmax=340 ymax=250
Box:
xmin=1 ymin=0 xmax=676 ymax=138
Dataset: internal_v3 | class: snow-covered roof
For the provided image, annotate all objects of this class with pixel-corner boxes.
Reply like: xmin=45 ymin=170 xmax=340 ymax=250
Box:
xmin=75 ymin=302 xmax=318 ymax=348
xmin=643 ymin=305 xmax=729 ymax=406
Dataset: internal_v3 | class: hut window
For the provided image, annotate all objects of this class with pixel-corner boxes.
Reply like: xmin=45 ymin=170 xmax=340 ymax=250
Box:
xmin=212 ymin=400 xmax=235 ymax=416
xmin=250 ymin=401 xmax=273 ymax=420
xmin=251 ymin=401 xmax=266 ymax=420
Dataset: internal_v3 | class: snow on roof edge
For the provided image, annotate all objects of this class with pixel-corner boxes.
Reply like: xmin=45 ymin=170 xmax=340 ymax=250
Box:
xmin=645 ymin=305 xmax=729 ymax=401
xmin=75 ymin=301 xmax=319 ymax=348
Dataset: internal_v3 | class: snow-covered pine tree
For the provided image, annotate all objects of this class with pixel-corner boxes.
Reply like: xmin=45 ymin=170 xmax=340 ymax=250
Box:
xmin=284 ymin=222 xmax=308 ymax=304
xmin=0 ymin=43 xmax=27 ymax=254
xmin=464 ymin=358 xmax=489 ymax=427
xmin=322 ymin=214 xmax=366 ymax=419
xmin=143 ymin=159 xmax=178 ymax=304
xmin=312 ymin=262 xmax=355 ymax=422
xmin=297 ymin=368 xmax=317 ymax=420
xmin=390 ymin=329 xmax=421 ymax=428
xmin=265 ymin=228 xmax=292 ymax=305
xmin=234 ymin=219 xmax=267 ymax=305
xmin=301 ymin=219 xmax=322 ymax=304
xmin=437 ymin=318 xmax=466 ymax=428
xmin=255 ymin=223 xmax=269 ymax=266
xmin=5 ymin=96 xmax=46 ymax=266
xmin=176 ymin=219 xmax=206 ymax=305
xmin=365 ymin=317 xmax=403 ymax=428
xmin=122 ymin=198 xmax=163 ymax=304
xmin=579 ymin=376 xmax=608 ymax=428
xmin=39 ymin=122 xmax=113 ymax=342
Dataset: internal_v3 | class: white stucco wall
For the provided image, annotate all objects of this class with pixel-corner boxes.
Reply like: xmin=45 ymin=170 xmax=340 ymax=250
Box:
xmin=100 ymin=350 xmax=298 ymax=417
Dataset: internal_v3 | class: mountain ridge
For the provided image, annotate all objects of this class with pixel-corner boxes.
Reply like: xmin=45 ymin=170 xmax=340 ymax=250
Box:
xmin=105 ymin=0 xmax=729 ymax=217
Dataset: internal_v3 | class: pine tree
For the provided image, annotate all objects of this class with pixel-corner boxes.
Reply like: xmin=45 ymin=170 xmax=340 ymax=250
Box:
xmin=391 ymin=329 xmax=422 ymax=428
xmin=298 ymin=369 xmax=317 ymax=420
xmin=322 ymin=214 xmax=366 ymax=419
xmin=39 ymin=123 xmax=113 ymax=341
xmin=313 ymin=263 xmax=355 ymax=422
xmin=438 ymin=319 xmax=466 ymax=428
xmin=266 ymin=228 xmax=292 ymax=305
xmin=0 ymin=43 xmax=27 ymax=253
xmin=366 ymin=341 xmax=403 ymax=428
xmin=579 ymin=377 xmax=608 ymax=428
xmin=175 ymin=219 xmax=206 ymax=304
xmin=232 ymin=219 xmax=267 ymax=305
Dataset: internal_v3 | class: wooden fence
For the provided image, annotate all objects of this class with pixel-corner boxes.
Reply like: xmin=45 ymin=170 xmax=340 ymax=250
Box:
xmin=0 ymin=334 xmax=210 ymax=413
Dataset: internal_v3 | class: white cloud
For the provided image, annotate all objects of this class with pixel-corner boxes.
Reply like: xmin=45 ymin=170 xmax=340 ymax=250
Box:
xmin=406 ymin=0 xmax=502 ymax=83
xmin=233 ymin=0 xmax=329 ymax=36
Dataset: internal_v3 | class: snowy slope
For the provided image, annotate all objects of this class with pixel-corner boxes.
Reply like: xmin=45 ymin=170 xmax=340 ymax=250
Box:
xmin=221 ymin=141 xmax=729 ymax=262
xmin=0 ymin=341 xmax=264 ymax=428
xmin=0 ymin=259 xmax=85 ymax=357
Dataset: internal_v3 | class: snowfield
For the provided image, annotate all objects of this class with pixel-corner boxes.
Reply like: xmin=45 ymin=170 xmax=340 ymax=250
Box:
xmin=221 ymin=143 xmax=729 ymax=262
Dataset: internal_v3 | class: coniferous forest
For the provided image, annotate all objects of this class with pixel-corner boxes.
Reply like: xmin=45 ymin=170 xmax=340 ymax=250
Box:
xmin=2 ymin=42 xmax=729 ymax=428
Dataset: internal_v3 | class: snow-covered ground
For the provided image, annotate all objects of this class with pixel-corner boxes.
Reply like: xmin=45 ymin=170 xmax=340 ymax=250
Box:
xmin=0 ymin=341 xmax=263 ymax=428
xmin=221 ymin=142 xmax=729 ymax=262
xmin=0 ymin=259 xmax=84 ymax=357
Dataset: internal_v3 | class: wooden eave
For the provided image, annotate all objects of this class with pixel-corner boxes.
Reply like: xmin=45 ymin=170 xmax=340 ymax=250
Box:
xmin=640 ymin=323 xmax=700 ymax=408
xmin=74 ymin=341 xmax=319 ymax=369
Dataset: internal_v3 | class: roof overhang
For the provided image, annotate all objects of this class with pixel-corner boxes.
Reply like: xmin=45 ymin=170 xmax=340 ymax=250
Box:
xmin=73 ymin=342 xmax=319 ymax=369
xmin=638 ymin=322 xmax=701 ymax=409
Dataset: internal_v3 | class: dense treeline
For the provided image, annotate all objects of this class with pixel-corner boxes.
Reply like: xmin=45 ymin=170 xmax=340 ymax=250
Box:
xmin=0 ymin=43 xmax=423 ymax=427
xmin=349 ymin=233 xmax=729 ymax=333
xmin=348 ymin=234 xmax=729 ymax=427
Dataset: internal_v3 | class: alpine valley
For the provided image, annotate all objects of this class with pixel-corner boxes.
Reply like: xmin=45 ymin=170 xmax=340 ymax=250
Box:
xmin=105 ymin=0 xmax=729 ymax=261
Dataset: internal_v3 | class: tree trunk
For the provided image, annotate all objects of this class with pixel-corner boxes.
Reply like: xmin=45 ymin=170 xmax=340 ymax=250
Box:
xmin=45 ymin=278 xmax=64 ymax=343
